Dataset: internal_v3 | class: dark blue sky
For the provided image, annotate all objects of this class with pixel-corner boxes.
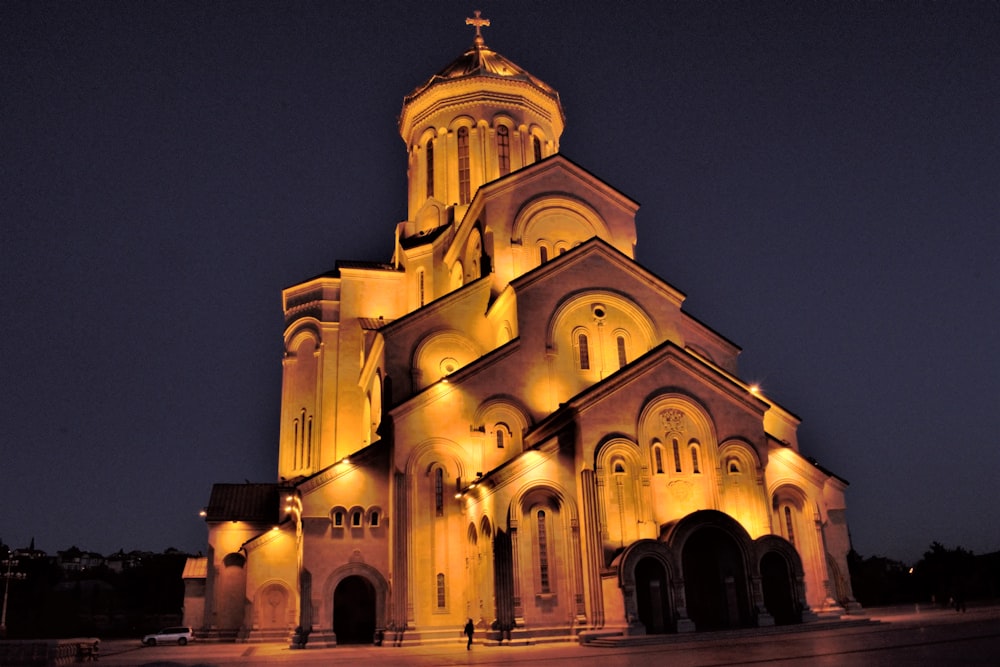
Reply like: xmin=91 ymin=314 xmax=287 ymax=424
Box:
xmin=2 ymin=1 xmax=998 ymax=564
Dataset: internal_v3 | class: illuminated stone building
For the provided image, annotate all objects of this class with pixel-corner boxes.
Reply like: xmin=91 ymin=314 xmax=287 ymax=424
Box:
xmin=185 ymin=15 xmax=858 ymax=645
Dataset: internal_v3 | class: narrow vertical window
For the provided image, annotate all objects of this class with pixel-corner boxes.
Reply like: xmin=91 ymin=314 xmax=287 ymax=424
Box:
xmin=434 ymin=468 xmax=444 ymax=517
xmin=539 ymin=246 xmax=548 ymax=263
xmin=537 ymin=510 xmax=550 ymax=593
xmin=654 ymin=447 xmax=664 ymax=474
xmin=436 ymin=573 xmax=446 ymax=608
xmin=417 ymin=269 xmax=425 ymax=307
xmin=425 ymin=139 xmax=434 ymax=198
xmin=333 ymin=511 xmax=343 ymax=527
xmin=616 ymin=335 xmax=627 ymax=368
xmin=578 ymin=333 xmax=590 ymax=370
xmin=306 ymin=416 xmax=313 ymax=468
xmin=496 ymin=428 xmax=505 ymax=449
xmin=457 ymin=127 xmax=470 ymax=204
xmin=691 ymin=444 xmax=700 ymax=474
xmin=784 ymin=506 xmax=796 ymax=545
xmin=299 ymin=408 xmax=307 ymax=468
xmin=496 ymin=125 xmax=510 ymax=176
xmin=533 ymin=135 xmax=542 ymax=162
xmin=352 ymin=510 xmax=362 ymax=527
xmin=672 ymin=438 xmax=682 ymax=473
xmin=370 ymin=511 xmax=379 ymax=527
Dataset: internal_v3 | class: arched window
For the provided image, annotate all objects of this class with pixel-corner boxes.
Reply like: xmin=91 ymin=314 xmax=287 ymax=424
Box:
xmin=578 ymin=333 xmax=590 ymax=370
xmin=352 ymin=510 xmax=362 ymax=527
xmin=672 ymin=438 xmax=682 ymax=473
xmin=496 ymin=125 xmax=510 ymax=176
xmin=333 ymin=510 xmax=344 ymax=527
xmin=496 ymin=423 xmax=509 ymax=449
xmin=457 ymin=127 xmax=470 ymax=204
xmin=425 ymin=139 xmax=434 ymax=198
xmin=539 ymin=245 xmax=548 ymax=263
xmin=690 ymin=444 xmax=701 ymax=474
xmin=537 ymin=510 xmax=550 ymax=593
xmin=654 ymin=445 xmax=664 ymax=474
xmin=434 ymin=468 xmax=444 ymax=517
xmin=533 ymin=135 xmax=542 ymax=162
xmin=436 ymin=572 xmax=446 ymax=608
xmin=616 ymin=335 xmax=627 ymax=368
xmin=613 ymin=461 xmax=625 ymax=474
xmin=783 ymin=506 xmax=796 ymax=546
xmin=370 ymin=510 xmax=379 ymax=527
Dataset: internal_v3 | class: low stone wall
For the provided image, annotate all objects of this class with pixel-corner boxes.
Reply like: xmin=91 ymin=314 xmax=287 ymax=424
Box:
xmin=0 ymin=638 xmax=100 ymax=666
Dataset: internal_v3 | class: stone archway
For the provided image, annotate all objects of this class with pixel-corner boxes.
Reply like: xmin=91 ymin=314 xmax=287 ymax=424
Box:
xmin=760 ymin=551 xmax=799 ymax=625
xmin=680 ymin=526 xmax=753 ymax=631
xmin=333 ymin=575 xmax=375 ymax=644
xmin=634 ymin=557 xmax=673 ymax=634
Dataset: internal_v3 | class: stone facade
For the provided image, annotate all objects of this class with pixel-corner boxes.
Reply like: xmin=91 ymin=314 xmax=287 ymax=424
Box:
xmin=185 ymin=18 xmax=858 ymax=645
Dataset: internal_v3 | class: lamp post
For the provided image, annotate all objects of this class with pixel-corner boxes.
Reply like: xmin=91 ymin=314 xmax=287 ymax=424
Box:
xmin=1 ymin=555 xmax=27 ymax=639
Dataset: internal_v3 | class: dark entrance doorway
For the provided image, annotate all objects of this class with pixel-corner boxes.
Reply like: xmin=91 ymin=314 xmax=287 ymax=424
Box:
xmin=682 ymin=527 xmax=752 ymax=630
xmin=760 ymin=552 xmax=799 ymax=625
xmin=635 ymin=557 xmax=673 ymax=633
xmin=333 ymin=575 xmax=376 ymax=644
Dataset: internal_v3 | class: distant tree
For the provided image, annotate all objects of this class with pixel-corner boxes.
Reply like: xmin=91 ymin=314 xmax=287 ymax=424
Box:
xmin=847 ymin=548 xmax=915 ymax=606
xmin=912 ymin=542 xmax=978 ymax=607
xmin=3 ymin=547 xmax=190 ymax=639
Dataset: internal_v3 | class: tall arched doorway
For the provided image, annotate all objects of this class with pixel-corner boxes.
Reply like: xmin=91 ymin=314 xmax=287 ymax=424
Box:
xmin=760 ymin=552 xmax=799 ymax=625
xmin=682 ymin=527 xmax=752 ymax=630
xmin=333 ymin=575 xmax=375 ymax=644
xmin=635 ymin=557 xmax=673 ymax=634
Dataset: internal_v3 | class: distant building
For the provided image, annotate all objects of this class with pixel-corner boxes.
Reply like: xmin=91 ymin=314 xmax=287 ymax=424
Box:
xmin=185 ymin=15 xmax=858 ymax=645
xmin=55 ymin=547 xmax=105 ymax=572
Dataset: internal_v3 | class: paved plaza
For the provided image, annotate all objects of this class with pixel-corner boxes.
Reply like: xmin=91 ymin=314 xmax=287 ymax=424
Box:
xmin=93 ymin=604 xmax=1000 ymax=666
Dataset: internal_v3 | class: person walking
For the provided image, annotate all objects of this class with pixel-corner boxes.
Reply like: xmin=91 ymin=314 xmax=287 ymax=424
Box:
xmin=463 ymin=618 xmax=474 ymax=650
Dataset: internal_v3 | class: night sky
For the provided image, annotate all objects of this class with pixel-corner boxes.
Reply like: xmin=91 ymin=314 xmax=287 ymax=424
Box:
xmin=2 ymin=1 xmax=998 ymax=564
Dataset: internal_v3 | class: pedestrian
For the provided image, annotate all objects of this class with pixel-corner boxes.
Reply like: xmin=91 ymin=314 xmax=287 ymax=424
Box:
xmin=464 ymin=618 xmax=474 ymax=650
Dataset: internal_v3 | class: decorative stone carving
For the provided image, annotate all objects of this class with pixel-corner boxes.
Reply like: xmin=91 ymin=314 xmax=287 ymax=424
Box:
xmin=659 ymin=408 xmax=686 ymax=435
xmin=667 ymin=479 xmax=693 ymax=501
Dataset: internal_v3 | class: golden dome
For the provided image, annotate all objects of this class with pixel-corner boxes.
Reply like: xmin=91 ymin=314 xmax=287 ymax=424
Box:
xmin=404 ymin=41 xmax=560 ymax=106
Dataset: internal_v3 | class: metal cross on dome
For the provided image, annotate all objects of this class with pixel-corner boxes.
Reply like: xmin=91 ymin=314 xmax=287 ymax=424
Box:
xmin=466 ymin=10 xmax=490 ymax=44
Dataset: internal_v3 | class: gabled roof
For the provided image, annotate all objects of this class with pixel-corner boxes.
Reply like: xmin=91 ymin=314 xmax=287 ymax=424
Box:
xmin=359 ymin=316 xmax=393 ymax=330
xmin=510 ymin=236 xmax=686 ymax=306
xmin=399 ymin=223 xmax=450 ymax=249
xmin=523 ymin=339 xmax=767 ymax=449
xmin=469 ymin=153 xmax=640 ymax=217
xmin=182 ymin=557 xmax=207 ymax=579
xmin=204 ymin=483 xmax=285 ymax=523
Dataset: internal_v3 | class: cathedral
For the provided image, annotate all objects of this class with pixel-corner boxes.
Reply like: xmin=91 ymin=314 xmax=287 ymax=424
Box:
xmin=183 ymin=14 xmax=859 ymax=646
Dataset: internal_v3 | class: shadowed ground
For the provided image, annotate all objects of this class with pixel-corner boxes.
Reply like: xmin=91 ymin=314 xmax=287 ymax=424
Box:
xmin=92 ymin=603 xmax=1000 ymax=666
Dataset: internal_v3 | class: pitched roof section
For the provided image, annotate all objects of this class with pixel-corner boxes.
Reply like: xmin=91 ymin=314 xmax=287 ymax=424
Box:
xmin=398 ymin=223 xmax=450 ymax=249
xmin=358 ymin=316 xmax=393 ymax=330
xmin=182 ymin=556 xmax=208 ymax=579
xmin=205 ymin=483 xmax=283 ymax=523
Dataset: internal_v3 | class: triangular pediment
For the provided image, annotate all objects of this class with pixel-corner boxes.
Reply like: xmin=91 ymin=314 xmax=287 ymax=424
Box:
xmin=473 ymin=154 xmax=639 ymax=219
xmin=509 ymin=236 xmax=685 ymax=308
